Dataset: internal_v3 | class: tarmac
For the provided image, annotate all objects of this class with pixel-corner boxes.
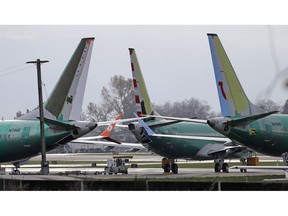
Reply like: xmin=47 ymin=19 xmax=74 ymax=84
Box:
xmin=0 ymin=153 xmax=285 ymax=181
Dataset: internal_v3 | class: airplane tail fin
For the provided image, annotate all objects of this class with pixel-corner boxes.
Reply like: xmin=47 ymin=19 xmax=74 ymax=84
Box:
xmin=129 ymin=48 xmax=158 ymax=117
xmin=45 ymin=38 xmax=95 ymax=120
xmin=207 ymin=33 xmax=262 ymax=117
xmin=99 ymin=114 xmax=122 ymax=144
xmin=20 ymin=38 xmax=95 ymax=121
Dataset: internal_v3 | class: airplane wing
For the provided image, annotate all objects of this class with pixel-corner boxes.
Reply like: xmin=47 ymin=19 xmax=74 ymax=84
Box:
xmin=231 ymin=165 xmax=288 ymax=170
xmin=230 ymin=165 xmax=288 ymax=178
xmin=96 ymin=116 xmax=148 ymax=126
xmin=207 ymin=145 xmax=246 ymax=156
xmin=71 ymin=140 xmax=145 ymax=148
xmin=143 ymin=115 xmax=207 ymax=124
xmin=70 ymin=140 xmax=146 ymax=152
xmin=231 ymin=152 xmax=288 ymax=178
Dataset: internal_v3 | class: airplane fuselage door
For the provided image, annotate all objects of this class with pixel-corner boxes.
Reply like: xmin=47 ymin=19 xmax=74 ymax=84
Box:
xmin=21 ymin=127 xmax=31 ymax=148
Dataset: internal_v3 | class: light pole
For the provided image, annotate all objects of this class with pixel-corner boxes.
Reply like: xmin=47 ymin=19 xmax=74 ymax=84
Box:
xmin=27 ymin=59 xmax=49 ymax=175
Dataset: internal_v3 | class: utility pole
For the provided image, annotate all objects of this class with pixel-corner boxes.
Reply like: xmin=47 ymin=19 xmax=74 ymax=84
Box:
xmin=27 ymin=59 xmax=49 ymax=175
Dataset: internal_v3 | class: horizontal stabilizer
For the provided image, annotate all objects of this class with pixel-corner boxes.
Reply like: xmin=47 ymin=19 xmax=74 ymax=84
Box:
xmin=96 ymin=116 xmax=148 ymax=126
xmin=134 ymin=113 xmax=230 ymax=142
xmin=38 ymin=117 xmax=77 ymax=130
xmin=143 ymin=115 xmax=207 ymax=124
xmin=225 ymin=111 xmax=278 ymax=126
xmin=74 ymin=114 xmax=122 ymax=144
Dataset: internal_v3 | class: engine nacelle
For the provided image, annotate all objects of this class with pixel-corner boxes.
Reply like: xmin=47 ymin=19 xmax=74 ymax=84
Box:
xmin=71 ymin=121 xmax=97 ymax=138
xmin=128 ymin=122 xmax=152 ymax=144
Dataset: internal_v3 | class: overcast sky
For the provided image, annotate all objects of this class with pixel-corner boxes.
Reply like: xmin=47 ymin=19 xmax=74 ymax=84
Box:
xmin=0 ymin=25 xmax=288 ymax=119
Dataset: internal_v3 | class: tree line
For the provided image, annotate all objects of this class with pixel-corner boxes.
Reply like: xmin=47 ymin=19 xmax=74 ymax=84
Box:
xmin=82 ymin=75 xmax=288 ymax=122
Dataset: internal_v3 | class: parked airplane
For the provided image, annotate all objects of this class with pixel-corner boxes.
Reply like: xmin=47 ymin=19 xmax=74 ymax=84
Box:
xmin=127 ymin=48 xmax=252 ymax=173
xmin=206 ymin=33 xmax=288 ymax=160
xmin=0 ymin=38 xmax=98 ymax=174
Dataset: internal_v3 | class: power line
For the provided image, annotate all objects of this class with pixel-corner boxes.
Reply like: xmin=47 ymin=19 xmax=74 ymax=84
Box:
xmin=0 ymin=64 xmax=32 ymax=77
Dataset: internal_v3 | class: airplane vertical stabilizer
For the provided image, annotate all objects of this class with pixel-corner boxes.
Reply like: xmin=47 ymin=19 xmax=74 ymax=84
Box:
xmin=129 ymin=48 xmax=158 ymax=116
xmin=207 ymin=33 xmax=262 ymax=117
xmin=20 ymin=38 xmax=95 ymax=121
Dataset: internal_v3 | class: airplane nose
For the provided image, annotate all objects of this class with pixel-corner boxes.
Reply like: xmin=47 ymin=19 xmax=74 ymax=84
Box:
xmin=207 ymin=119 xmax=216 ymax=128
xmin=88 ymin=122 xmax=97 ymax=131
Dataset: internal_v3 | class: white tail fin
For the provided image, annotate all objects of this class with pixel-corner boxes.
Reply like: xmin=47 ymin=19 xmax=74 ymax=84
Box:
xmin=129 ymin=48 xmax=158 ymax=117
xmin=207 ymin=33 xmax=262 ymax=117
xmin=20 ymin=38 xmax=94 ymax=121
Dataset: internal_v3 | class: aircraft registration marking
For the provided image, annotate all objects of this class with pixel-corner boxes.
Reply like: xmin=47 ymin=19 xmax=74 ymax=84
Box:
xmin=8 ymin=128 xmax=21 ymax=133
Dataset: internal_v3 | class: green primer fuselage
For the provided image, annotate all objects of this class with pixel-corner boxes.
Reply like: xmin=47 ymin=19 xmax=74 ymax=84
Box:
xmin=0 ymin=120 xmax=71 ymax=163
xmin=133 ymin=120 xmax=246 ymax=160
xmin=225 ymin=114 xmax=288 ymax=157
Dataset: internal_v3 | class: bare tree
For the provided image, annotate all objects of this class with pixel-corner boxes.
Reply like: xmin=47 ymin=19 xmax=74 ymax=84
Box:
xmin=255 ymin=99 xmax=282 ymax=112
xmin=85 ymin=75 xmax=136 ymax=121
xmin=154 ymin=98 xmax=211 ymax=119
xmin=282 ymin=99 xmax=288 ymax=114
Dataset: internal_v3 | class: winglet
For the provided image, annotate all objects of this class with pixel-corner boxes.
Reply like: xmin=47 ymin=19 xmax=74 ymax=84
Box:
xmin=133 ymin=112 xmax=156 ymax=136
xmin=99 ymin=114 xmax=123 ymax=144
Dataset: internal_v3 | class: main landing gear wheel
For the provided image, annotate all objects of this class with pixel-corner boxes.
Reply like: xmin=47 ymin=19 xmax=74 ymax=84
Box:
xmin=171 ymin=164 xmax=178 ymax=174
xmin=222 ymin=163 xmax=229 ymax=173
xmin=163 ymin=164 xmax=171 ymax=172
xmin=12 ymin=169 xmax=20 ymax=175
xmin=214 ymin=163 xmax=221 ymax=172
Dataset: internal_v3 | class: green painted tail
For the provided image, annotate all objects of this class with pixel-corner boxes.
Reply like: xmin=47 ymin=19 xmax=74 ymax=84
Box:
xmin=207 ymin=33 xmax=262 ymax=117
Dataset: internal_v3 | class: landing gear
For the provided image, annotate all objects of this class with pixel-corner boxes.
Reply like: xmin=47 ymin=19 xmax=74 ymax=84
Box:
xmin=12 ymin=162 xmax=21 ymax=175
xmin=240 ymin=158 xmax=247 ymax=173
xmin=171 ymin=163 xmax=178 ymax=174
xmin=222 ymin=163 xmax=229 ymax=173
xmin=12 ymin=169 xmax=20 ymax=175
xmin=214 ymin=159 xmax=229 ymax=173
xmin=163 ymin=164 xmax=170 ymax=172
xmin=162 ymin=158 xmax=178 ymax=174
xmin=214 ymin=163 xmax=221 ymax=172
